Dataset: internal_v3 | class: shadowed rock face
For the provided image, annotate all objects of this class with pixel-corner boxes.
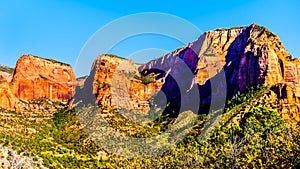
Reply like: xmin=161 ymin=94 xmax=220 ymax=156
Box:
xmin=81 ymin=24 xmax=299 ymax=118
xmin=222 ymin=25 xmax=300 ymax=97
xmin=10 ymin=55 xmax=75 ymax=102
xmin=141 ymin=24 xmax=300 ymax=98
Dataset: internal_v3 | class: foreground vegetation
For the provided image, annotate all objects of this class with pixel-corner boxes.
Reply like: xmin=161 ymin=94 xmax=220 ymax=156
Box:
xmin=0 ymin=86 xmax=299 ymax=168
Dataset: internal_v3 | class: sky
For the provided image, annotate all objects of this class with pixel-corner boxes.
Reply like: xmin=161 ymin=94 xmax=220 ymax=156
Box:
xmin=0 ymin=0 xmax=299 ymax=77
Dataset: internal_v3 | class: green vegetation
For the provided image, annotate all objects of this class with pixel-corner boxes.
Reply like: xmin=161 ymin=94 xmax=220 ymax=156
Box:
xmin=263 ymin=29 xmax=275 ymax=38
xmin=203 ymin=53 xmax=216 ymax=57
xmin=0 ymin=65 xmax=14 ymax=74
xmin=134 ymin=72 xmax=157 ymax=85
xmin=0 ymin=86 xmax=299 ymax=168
xmin=216 ymin=26 xmax=245 ymax=31
xmin=32 ymin=55 xmax=71 ymax=67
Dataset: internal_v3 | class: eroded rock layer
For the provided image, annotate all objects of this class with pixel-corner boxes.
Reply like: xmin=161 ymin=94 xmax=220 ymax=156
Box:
xmin=2 ymin=24 xmax=298 ymax=124
xmin=77 ymin=54 xmax=163 ymax=112
xmin=0 ymin=55 xmax=75 ymax=110
xmin=10 ymin=55 xmax=75 ymax=102
xmin=136 ymin=24 xmax=300 ymax=120
xmin=0 ymin=76 xmax=15 ymax=109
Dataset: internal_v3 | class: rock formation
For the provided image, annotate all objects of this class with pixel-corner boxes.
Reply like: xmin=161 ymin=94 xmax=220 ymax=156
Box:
xmin=10 ymin=55 xmax=75 ymax=102
xmin=0 ymin=76 xmax=15 ymax=109
xmin=76 ymin=54 xmax=164 ymax=112
xmin=138 ymin=24 xmax=300 ymax=119
xmin=140 ymin=24 xmax=299 ymax=98
xmin=0 ymin=55 xmax=75 ymax=110
xmin=79 ymin=24 xmax=299 ymax=122
xmin=1 ymin=24 xmax=298 ymax=124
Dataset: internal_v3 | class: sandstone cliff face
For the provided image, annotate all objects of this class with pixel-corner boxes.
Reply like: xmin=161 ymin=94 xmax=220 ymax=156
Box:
xmin=141 ymin=24 xmax=299 ymax=95
xmin=0 ymin=55 xmax=75 ymax=110
xmin=77 ymin=54 xmax=163 ymax=112
xmin=77 ymin=24 xmax=299 ymax=122
xmin=137 ymin=24 xmax=300 ymax=118
xmin=10 ymin=55 xmax=75 ymax=103
xmin=1 ymin=55 xmax=75 ymax=108
xmin=0 ymin=76 xmax=15 ymax=109
xmin=222 ymin=25 xmax=299 ymax=96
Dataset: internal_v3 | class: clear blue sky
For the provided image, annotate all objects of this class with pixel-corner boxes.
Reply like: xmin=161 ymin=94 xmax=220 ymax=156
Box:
xmin=1 ymin=0 xmax=299 ymax=77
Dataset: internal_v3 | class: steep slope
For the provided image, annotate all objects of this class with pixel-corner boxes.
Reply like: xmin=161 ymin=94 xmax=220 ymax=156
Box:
xmin=139 ymin=24 xmax=300 ymax=116
xmin=0 ymin=25 xmax=299 ymax=168
xmin=10 ymin=55 xmax=75 ymax=102
xmin=0 ymin=76 xmax=15 ymax=109
xmin=80 ymin=24 xmax=300 ymax=122
xmin=76 ymin=54 xmax=163 ymax=112
xmin=0 ymin=55 xmax=75 ymax=110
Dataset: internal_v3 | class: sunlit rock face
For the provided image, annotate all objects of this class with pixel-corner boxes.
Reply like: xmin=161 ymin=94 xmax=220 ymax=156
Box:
xmin=10 ymin=55 xmax=75 ymax=103
xmin=0 ymin=76 xmax=15 ymax=109
xmin=77 ymin=54 xmax=163 ymax=112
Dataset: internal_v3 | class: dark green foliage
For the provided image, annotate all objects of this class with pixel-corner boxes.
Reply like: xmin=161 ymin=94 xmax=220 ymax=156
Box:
xmin=203 ymin=53 xmax=216 ymax=57
xmin=208 ymin=107 xmax=299 ymax=168
xmin=225 ymin=85 xmax=269 ymax=111
xmin=264 ymin=30 xmax=275 ymax=38
xmin=0 ymin=85 xmax=299 ymax=168
xmin=0 ymin=65 xmax=14 ymax=74
xmin=134 ymin=72 xmax=157 ymax=85
xmin=32 ymin=55 xmax=71 ymax=66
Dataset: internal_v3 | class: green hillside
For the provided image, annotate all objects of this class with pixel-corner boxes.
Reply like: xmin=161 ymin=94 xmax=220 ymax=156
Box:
xmin=0 ymin=86 xmax=299 ymax=168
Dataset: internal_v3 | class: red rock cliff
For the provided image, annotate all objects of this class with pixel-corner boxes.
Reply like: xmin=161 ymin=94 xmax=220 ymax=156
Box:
xmin=10 ymin=55 xmax=75 ymax=102
xmin=78 ymin=24 xmax=299 ymax=122
xmin=77 ymin=54 xmax=163 ymax=112
xmin=137 ymin=24 xmax=300 ymax=119
xmin=140 ymin=24 xmax=300 ymax=98
xmin=0 ymin=76 xmax=15 ymax=109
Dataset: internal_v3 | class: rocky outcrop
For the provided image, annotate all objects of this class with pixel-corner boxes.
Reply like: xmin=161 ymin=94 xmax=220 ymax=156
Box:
xmin=76 ymin=75 xmax=88 ymax=88
xmin=271 ymin=83 xmax=300 ymax=124
xmin=0 ymin=76 xmax=15 ymax=109
xmin=137 ymin=24 xmax=300 ymax=118
xmin=0 ymin=65 xmax=13 ymax=82
xmin=0 ymin=55 xmax=75 ymax=110
xmin=221 ymin=25 xmax=300 ymax=97
xmin=140 ymin=24 xmax=299 ymax=98
xmin=10 ymin=55 xmax=75 ymax=103
xmin=77 ymin=24 xmax=299 ymax=122
xmin=77 ymin=54 xmax=163 ymax=112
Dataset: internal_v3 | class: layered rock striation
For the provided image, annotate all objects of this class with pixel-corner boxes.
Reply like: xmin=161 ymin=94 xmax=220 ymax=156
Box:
xmin=10 ymin=55 xmax=75 ymax=102
xmin=138 ymin=25 xmax=299 ymax=125
xmin=134 ymin=24 xmax=300 ymax=118
xmin=2 ymin=24 xmax=298 ymax=122
xmin=76 ymin=54 xmax=164 ymax=112
xmin=140 ymin=24 xmax=300 ymax=98
xmin=0 ymin=76 xmax=15 ymax=109
xmin=0 ymin=55 xmax=75 ymax=110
